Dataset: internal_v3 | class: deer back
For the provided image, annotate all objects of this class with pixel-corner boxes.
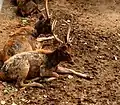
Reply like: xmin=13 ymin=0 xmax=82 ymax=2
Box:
xmin=1 ymin=51 xmax=47 ymax=81
xmin=2 ymin=26 xmax=42 ymax=61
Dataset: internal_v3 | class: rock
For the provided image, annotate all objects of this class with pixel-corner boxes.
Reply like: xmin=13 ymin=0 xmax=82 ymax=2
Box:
xmin=68 ymin=75 xmax=73 ymax=79
xmin=43 ymin=95 xmax=47 ymax=98
xmin=0 ymin=100 xmax=6 ymax=105
xmin=12 ymin=102 xmax=17 ymax=105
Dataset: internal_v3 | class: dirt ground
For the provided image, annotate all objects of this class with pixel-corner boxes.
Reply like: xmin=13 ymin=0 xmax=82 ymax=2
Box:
xmin=0 ymin=0 xmax=120 ymax=105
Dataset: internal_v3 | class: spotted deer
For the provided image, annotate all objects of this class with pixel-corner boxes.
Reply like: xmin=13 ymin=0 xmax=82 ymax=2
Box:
xmin=0 ymin=0 xmax=57 ymax=68
xmin=0 ymin=24 xmax=56 ymax=68
xmin=0 ymin=22 xmax=92 ymax=88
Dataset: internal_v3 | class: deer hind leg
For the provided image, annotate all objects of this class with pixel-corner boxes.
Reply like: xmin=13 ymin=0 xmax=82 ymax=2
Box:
xmin=56 ymin=66 xmax=93 ymax=80
xmin=42 ymin=72 xmax=59 ymax=82
xmin=15 ymin=60 xmax=43 ymax=88
xmin=19 ymin=80 xmax=44 ymax=88
xmin=16 ymin=73 xmax=44 ymax=88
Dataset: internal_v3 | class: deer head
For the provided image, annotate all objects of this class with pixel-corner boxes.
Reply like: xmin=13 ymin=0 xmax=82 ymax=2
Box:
xmin=49 ymin=20 xmax=74 ymax=65
xmin=34 ymin=0 xmax=54 ymax=38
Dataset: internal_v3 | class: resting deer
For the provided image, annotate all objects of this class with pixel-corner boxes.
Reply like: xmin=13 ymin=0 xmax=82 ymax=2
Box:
xmin=0 ymin=22 xmax=56 ymax=68
xmin=0 ymin=22 xmax=92 ymax=88
xmin=0 ymin=0 xmax=56 ymax=68
xmin=16 ymin=0 xmax=55 ymax=38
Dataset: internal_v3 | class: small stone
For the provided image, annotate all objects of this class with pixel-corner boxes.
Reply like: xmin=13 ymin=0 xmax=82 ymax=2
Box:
xmin=21 ymin=98 xmax=26 ymax=102
xmin=66 ymin=102 xmax=68 ymax=104
xmin=0 ymin=100 xmax=6 ymax=105
xmin=114 ymin=55 xmax=117 ymax=60
xmin=14 ymin=88 xmax=18 ymax=92
xmin=39 ymin=96 xmax=42 ymax=99
xmin=22 ymin=19 xmax=27 ymax=23
xmin=68 ymin=75 xmax=73 ymax=79
xmin=12 ymin=102 xmax=17 ymax=105
xmin=95 ymin=46 xmax=98 ymax=50
xmin=43 ymin=95 xmax=47 ymax=98
xmin=67 ymin=20 xmax=71 ymax=23
xmin=61 ymin=24 xmax=66 ymax=26
xmin=31 ymin=97 xmax=35 ymax=99
xmin=117 ymin=39 xmax=120 ymax=42
xmin=63 ymin=86 xmax=66 ymax=88
xmin=103 ymin=42 xmax=107 ymax=46
xmin=3 ymin=89 xmax=9 ymax=94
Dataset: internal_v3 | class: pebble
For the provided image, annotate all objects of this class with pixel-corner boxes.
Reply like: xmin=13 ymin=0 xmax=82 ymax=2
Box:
xmin=21 ymin=98 xmax=26 ymax=102
xmin=12 ymin=102 xmax=17 ymax=105
xmin=0 ymin=100 xmax=6 ymax=105
xmin=43 ymin=95 xmax=47 ymax=98
xmin=114 ymin=55 xmax=117 ymax=60
xmin=68 ymin=75 xmax=73 ymax=79
xmin=67 ymin=20 xmax=71 ymax=23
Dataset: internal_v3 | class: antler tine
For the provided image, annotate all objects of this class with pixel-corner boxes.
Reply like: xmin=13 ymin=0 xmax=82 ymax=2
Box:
xmin=45 ymin=0 xmax=50 ymax=19
xmin=51 ymin=20 xmax=57 ymax=31
xmin=66 ymin=23 xmax=71 ymax=43
xmin=53 ymin=33 xmax=64 ymax=44
xmin=52 ymin=20 xmax=64 ymax=43
xmin=62 ymin=20 xmax=72 ymax=43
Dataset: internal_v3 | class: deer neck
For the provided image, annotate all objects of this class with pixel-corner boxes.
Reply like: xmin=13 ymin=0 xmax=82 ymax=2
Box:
xmin=46 ymin=50 xmax=61 ymax=69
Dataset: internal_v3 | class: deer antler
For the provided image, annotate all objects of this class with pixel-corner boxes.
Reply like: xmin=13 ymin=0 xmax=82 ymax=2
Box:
xmin=66 ymin=23 xmax=71 ymax=43
xmin=65 ymin=20 xmax=74 ymax=45
xmin=45 ymin=0 xmax=50 ymax=19
xmin=51 ymin=20 xmax=57 ymax=31
xmin=51 ymin=20 xmax=73 ymax=44
xmin=62 ymin=20 xmax=72 ymax=44
xmin=52 ymin=20 xmax=64 ymax=43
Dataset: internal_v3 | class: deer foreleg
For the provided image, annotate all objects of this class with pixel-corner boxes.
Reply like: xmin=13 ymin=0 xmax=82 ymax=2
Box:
xmin=43 ymin=77 xmax=57 ymax=82
xmin=57 ymin=66 xmax=93 ymax=80
xmin=20 ymin=81 xmax=44 ymax=88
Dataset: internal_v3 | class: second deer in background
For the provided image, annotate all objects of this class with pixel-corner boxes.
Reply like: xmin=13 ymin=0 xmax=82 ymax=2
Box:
xmin=0 ymin=0 xmax=57 ymax=68
xmin=0 ymin=22 xmax=92 ymax=88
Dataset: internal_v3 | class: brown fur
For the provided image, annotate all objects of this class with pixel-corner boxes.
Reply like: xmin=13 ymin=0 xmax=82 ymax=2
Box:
xmin=0 ymin=26 xmax=41 ymax=69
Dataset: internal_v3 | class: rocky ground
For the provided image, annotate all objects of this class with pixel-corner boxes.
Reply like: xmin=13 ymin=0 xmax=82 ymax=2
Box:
xmin=0 ymin=0 xmax=120 ymax=105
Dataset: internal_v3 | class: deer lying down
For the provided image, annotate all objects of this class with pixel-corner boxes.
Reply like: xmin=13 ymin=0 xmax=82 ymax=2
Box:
xmin=0 ymin=24 xmax=55 ymax=69
xmin=0 ymin=0 xmax=56 ymax=68
xmin=0 ymin=23 xmax=92 ymax=88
